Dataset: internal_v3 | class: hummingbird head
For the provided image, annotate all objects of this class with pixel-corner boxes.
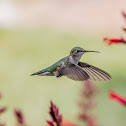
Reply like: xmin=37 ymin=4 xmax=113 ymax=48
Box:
xmin=70 ymin=47 xmax=100 ymax=56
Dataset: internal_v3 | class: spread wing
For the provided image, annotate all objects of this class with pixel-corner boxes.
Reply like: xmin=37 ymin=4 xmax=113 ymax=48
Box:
xmin=78 ymin=62 xmax=112 ymax=81
xmin=60 ymin=63 xmax=89 ymax=81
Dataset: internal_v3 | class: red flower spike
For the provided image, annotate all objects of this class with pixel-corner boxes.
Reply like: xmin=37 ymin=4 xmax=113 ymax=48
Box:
xmin=14 ymin=109 xmax=24 ymax=124
xmin=83 ymin=80 xmax=98 ymax=98
xmin=122 ymin=11 xmax=126 ymax=20
xmin=79 ymin=113 xmax=88 ymax=121
xmin=0 ymin=107 xmax=6 ymax=114
xmin=123 ymin=27 xmax=126 ymax=32
xmin=88 ymin=116 xmax=98 ymax=126
xmin=0 ymin=93 xmax=2 ymax=99
xmin=47 ymin=121 xmax=55 ymax=126
xmin=103 ymin=37 xmax=126 ymax=45
xmin=78 ymin=81 xmax=99 ymax=126
xmin=47 ymin=101 xmax=62 ymax=126
xmin=62 ymin=120 xmax=78 ymax=126
xmin=0 ymin=124 xmax=5 ymax=126
xmin=109 ymin=90 xmax=126 ymax=106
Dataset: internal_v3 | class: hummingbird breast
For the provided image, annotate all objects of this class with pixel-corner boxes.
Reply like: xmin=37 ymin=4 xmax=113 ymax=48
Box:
xmin=69 ymin=54 xmax=82 ymax=64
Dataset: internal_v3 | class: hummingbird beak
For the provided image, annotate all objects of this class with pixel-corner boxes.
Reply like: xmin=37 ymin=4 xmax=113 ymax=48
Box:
xmin=85 ymin=50 xmax=100 ymax=53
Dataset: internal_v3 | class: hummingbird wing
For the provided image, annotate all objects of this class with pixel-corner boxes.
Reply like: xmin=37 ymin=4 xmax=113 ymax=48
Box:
xmin=78 ymin=62 xmax=112 ymax=81
xmin=60 ymin=63 xmax=90 ymax=81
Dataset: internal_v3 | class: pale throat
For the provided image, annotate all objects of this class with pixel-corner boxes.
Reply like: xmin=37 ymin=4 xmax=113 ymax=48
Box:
xmin=69 ymin=54 xmax=83 ymax=64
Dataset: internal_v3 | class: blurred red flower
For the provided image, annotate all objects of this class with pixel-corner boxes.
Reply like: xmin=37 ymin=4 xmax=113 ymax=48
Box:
xmin=103 ymin=37 xmax=126 ymax=45
xmin=78 ymin=81 xmax=99 ymax=126
xmin=47 ymin=101 xmax=62 ymax=126
xmin=122 ymin=11 xmax=126 ymax=20
xmin=0 ymin=93 xmax=2 ymax=99
xmin=123 ymin=27 xmax=126 ymax=32
xmin=62 ymin=120 xmax=78 ymax=126
xmin=109 ymin=90 xmax=126 ymax=106
xmin=47 ymin=101 xmax=78 ymax=126
xmin=47 ymin=120 xmax=78 ymax=126
xmin=14 ymin=109 xmax=24 ymax=124
xmin=0 ymin=107 xmax=6 ymax=114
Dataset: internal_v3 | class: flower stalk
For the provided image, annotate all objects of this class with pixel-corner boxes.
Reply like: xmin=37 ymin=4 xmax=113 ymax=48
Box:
xmin=47 ymin=101 xmax=62 ymax=126
xmin=78 ymin=80 xmax=99 ymax=126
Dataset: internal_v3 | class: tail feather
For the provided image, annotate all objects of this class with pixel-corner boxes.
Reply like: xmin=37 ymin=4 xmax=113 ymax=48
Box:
xmin=30 ymin=71 xmax=53 ymax=76
xmin=30 ymin=71 xmax=42 ymax=76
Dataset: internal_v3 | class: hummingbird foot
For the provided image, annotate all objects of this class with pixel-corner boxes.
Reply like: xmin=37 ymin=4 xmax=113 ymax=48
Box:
xmin=53 ymin=71 xmax=63 ymax=77
xmin=56 ymin=73 xmax=62 ymax=77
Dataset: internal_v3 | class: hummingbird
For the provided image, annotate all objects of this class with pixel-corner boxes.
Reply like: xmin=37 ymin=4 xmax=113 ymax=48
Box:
xmin=31 ymin=47 xmax=112 ymax=81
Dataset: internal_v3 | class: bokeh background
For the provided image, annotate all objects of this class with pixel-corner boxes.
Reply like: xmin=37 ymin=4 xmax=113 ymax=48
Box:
xmin=0 ymin=0 xmax=126 ymax=126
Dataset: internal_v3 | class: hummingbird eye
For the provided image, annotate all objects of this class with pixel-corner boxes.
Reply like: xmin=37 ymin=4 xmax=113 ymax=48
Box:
xmin=77 ymin=50 xmax=80 ymax=52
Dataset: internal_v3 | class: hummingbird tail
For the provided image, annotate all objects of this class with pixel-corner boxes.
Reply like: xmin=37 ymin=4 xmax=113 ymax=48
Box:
xmin=30 ymin=71 xmax=53 ymax=76
xmin=30 ymin=71 xmax=42 ymax=76
xmin=30 ymin=73 xmax=38 ymax=76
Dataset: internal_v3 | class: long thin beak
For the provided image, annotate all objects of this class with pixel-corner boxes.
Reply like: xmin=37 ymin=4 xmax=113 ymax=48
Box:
xmin=85 ymin=50 xmax=100 ymax=53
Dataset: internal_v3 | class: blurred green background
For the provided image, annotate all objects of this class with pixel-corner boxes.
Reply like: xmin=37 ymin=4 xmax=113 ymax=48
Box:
xmin=0 ymin=0 xmax=126 ymax=126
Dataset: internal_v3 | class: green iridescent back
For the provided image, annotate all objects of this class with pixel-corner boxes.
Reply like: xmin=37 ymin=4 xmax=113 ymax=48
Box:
xmin=40 ymin=57 xmax=67 ymax=73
